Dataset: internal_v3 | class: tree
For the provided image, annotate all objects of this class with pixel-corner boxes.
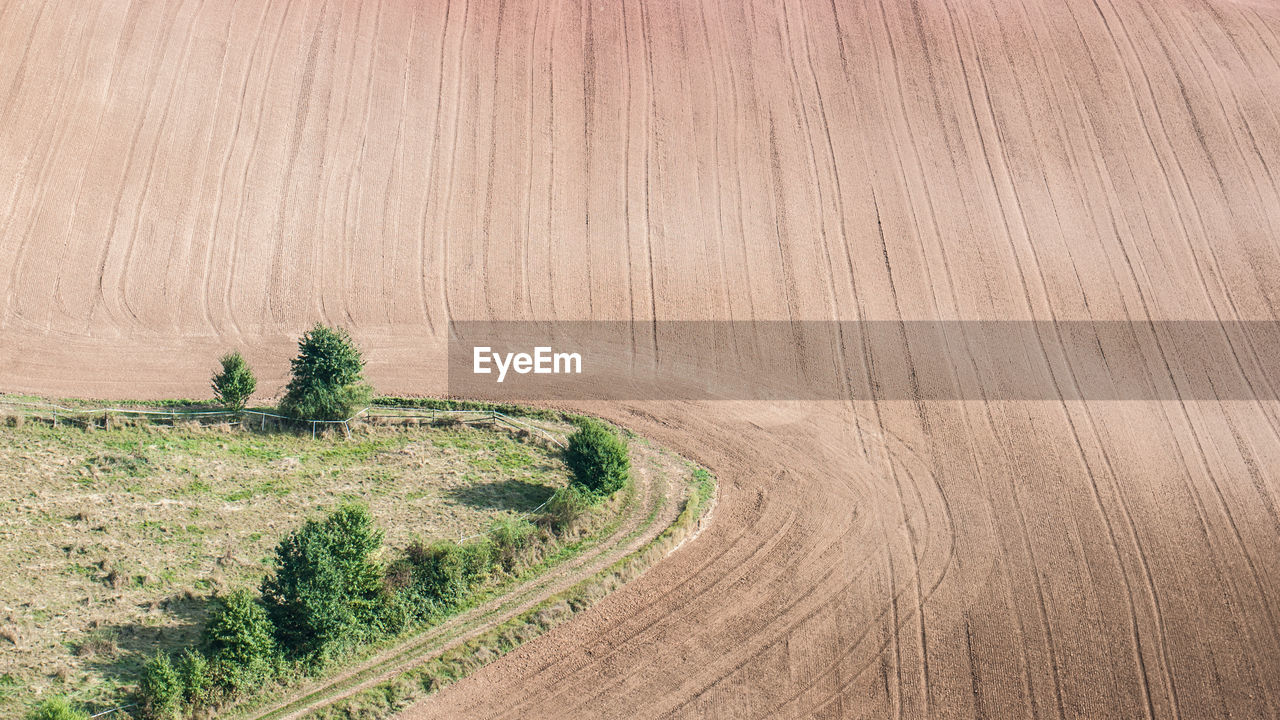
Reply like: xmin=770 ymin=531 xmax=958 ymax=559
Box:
xmin=137 ymin=653 xmax=183 ymax=720
xmin=563 ymin=418 xmax=630 ymax=498
xmin=175 ymin=648 xmax=214 ymax=709
xmin=279 ymin=324 xmax=371 ymax=421
xmin=211 ymin=351 xmax=257 ymax=411
xmin=26 ymin=698 xmax=88 ymax=720
xmin=202 ymin=590 xmax=277 ymax=691
xmin=259 ymin=505 xmax=390 ymax=659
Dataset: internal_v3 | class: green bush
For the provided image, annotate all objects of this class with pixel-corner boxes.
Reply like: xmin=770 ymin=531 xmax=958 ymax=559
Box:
xmin=175 ymin=648 xmax=213 ymax=708
xmin=210 ymin=351 xmax=257 ymax=410
xmin=488 ymin=517 xmax=538 ymax=572
xmin=137 ymin=653 xmax=183 ymax=720
xmin=539 ymin=485 xmax=592 ymax=533
xmin=279 ymin=324 xmax=372 ymax=421
xmin=202 ymin=589 xmax=277 ymax=691
xmin=401 ymin=539 xmax=494 ymax=613
xmin=563 ymin=419 xmax=629 ymax=497
xmin=260 ymin=505 xmax=391 ymax=659
xmin=26 ymin=697 xmax=88 ymax=720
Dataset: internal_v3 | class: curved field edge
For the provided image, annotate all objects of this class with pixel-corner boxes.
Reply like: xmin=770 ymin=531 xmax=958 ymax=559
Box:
xmin=298 ymin=467 xmax=716 ymax=720
xmin=1 ymin=395 xmax=703 ymax=719
xmin=228 ymin=462 xmax=647 ymax=720
xmin=175 ymin=402 xmax=715 ymax=720
xmin=0 ymin=408 xmax=573 ymax=714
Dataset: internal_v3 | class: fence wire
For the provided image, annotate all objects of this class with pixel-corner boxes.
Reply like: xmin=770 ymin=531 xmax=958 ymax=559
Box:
xmin=0 ymin=397 xmax=570 ymax=527
xmin=0 ymin=399 xmax=567 ymax=447
xmin=1 ymin=398 xmax=573 ymax=536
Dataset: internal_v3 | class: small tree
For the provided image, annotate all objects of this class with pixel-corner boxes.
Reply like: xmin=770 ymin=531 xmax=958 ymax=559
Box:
xmin=202 ymin=590 xmax=277 ymax=691
xmin=211 ymin=351 xmax=257 ymax=411
xmin=563 ymin=419 xmax=630 ymax=498
xmin=175 ymin=648 xmax=214 ymax=709
xmin=279 ymin=324 xmax=371 ymax=421
xmin=26 ymin=698 xmax=88 ymax=720
xmin=259 ymin=505 xmax=390 ymax=659
xmin=137 ymin=653 xmax=183 ymax=720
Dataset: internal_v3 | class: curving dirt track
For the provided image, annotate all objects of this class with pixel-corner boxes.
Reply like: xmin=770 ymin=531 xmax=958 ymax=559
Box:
xmin=3 ymin=0 xmax=1280 ymax=717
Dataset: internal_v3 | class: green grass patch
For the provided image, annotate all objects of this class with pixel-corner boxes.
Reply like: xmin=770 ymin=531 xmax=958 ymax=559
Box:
xmin=0 ymin=417 xmax=573 ymax=718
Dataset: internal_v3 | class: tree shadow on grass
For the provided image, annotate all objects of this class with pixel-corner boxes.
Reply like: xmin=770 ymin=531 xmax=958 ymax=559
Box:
xmin=78 ymin=591 xmax=211 ymax=698
xmin=445 ymin=479 xmax=555 ymax=513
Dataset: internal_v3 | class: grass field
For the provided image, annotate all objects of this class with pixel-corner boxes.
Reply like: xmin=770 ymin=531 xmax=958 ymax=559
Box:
xmin=0 ymin=418 xmax=570 ymax=715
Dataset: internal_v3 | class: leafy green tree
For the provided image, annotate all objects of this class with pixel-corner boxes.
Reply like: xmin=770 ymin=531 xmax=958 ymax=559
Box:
xmin=563 ymin=418 xmax=630 ymax=497
xmin=202 ymin=590 xmax=277 ymax=691
xmin=137 ymin=653 xmax=183 ymax=720
xmin=26 ymin=697 xmax=88 ymax=720
xmin=211 ymin=351 xmax=257 ymax=410
xmin=279 ymin=324 xmax=371 ymax=421
xmin=259 ymin=505 xmax=390 ymax=659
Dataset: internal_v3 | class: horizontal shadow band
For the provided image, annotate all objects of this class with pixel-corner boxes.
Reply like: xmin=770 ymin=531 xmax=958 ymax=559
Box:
xmin=445 ymin=321 xmax=1280 ymax=402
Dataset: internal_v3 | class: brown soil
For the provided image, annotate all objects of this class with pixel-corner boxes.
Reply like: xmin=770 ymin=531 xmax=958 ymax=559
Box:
xmin=2 ymin=0 xmax=1279 ymax=718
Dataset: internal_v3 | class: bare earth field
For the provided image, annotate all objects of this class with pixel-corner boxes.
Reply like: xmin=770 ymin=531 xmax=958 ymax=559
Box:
xmin=2 ymin=0 xmax=1280 ymax=718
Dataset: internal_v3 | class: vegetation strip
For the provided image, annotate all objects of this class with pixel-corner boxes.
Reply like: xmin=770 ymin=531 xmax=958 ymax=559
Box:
xmin=229 ymin=463 xmax=649 ymax=720
xmin=290 ymin=466 xmax=715 ymax=720
xmin=7 ymin=327 xmax=715 ymax=720
xmin=234 ymin=431 xmax=691 ymax=719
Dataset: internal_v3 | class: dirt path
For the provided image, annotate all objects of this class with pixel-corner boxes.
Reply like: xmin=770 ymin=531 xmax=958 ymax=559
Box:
xmin=3 ymin=0 xmax=1280 ymax=717
xmin=241 ymin=432 xmax=688 ymax=720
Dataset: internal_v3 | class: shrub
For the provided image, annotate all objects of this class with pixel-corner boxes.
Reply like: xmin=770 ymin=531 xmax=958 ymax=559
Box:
xmin=211 ymin=351 xmax=257 ymax=410
xmin=175 ymin=648 xmax=214 ymax=708
xmin=401 ymin=539 xmax=494 ymax=613
xmin=488 ymin=517 xmax=538 ymax=572
xmin=563 ymin=419 xmax=629 ymax=497
xmin=202 ymin=589 xmax=277 ymax=691
xmin=539 ymin=485 xmax=592 ymax=533
xmin=260 ymin=505 xmax=391 ymax=659
xmin=26 ymin=697 xmax=88 ymax=720
xmin=279 ymin=324 xmax=372 ymax=421
xmin=137 ymin=653 xmax=183 ymax=720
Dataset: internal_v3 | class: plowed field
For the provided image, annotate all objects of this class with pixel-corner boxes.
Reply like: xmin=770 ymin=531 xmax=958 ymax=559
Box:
xmin=2 ymin=0 xmax=1278 ymax=717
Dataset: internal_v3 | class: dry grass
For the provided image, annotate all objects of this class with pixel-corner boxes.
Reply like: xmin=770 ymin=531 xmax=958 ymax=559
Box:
xmin=0 ymin=420 xmax=571 ymax=716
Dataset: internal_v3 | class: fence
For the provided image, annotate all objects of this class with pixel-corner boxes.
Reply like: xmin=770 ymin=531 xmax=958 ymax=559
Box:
xmin=0 ymin=399 xmax=567 ymax=448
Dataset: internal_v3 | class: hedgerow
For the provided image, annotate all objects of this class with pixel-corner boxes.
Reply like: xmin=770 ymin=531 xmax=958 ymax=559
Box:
xmin=134 ymin=493 xmax=594 ymax=718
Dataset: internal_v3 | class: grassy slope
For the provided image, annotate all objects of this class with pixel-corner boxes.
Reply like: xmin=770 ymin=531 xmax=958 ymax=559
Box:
xmin=0 ymin=419 xmax=568 ymax=716
xmin=303 ymin=463 xmax=716 ymax=720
